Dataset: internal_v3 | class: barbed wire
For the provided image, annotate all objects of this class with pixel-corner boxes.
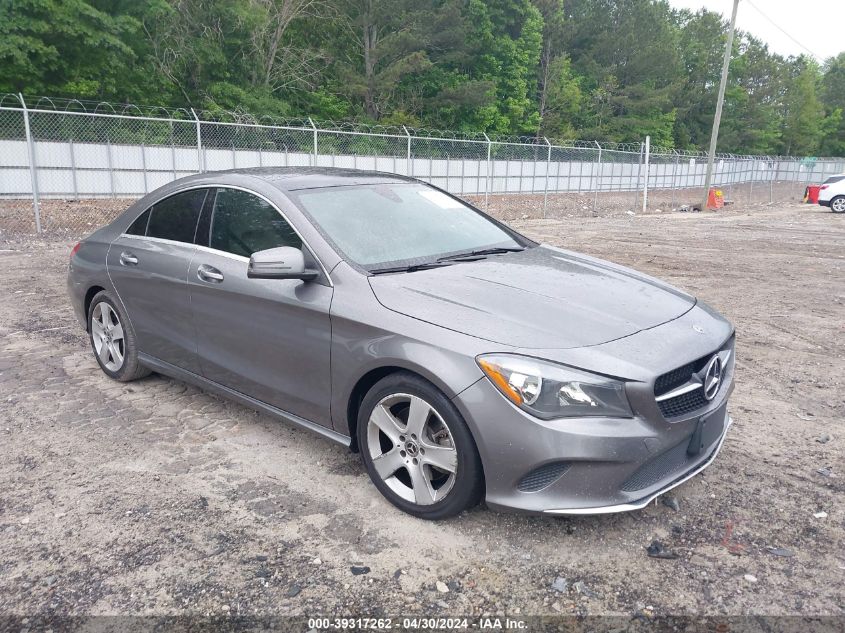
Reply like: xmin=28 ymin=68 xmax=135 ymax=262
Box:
xmin=0 ymin=93 xmax=838 ymax=161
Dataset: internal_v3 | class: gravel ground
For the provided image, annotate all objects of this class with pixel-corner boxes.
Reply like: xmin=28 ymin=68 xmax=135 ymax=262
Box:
xmin=0 ymin=202 xmax=842 ymax=624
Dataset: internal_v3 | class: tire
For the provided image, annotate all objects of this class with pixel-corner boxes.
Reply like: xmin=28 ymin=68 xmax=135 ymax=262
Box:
xmin=830 ymin=196 xmax=845 ymax=213
xmin=87 ymin=290 xmax=151 ymax=382
xmin=357 ymin=371 xmax=484 ymax=520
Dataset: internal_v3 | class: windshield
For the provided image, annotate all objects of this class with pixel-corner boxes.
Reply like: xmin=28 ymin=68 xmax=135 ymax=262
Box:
xmin=291 ymin=183 xmax=525 ymax=268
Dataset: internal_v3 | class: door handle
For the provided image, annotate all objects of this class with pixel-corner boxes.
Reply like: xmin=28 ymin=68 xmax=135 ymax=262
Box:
xmin=197 ymin=264 xmax=224 ymax=283
xmin=119 ymin=252 xmax=138 ymax=266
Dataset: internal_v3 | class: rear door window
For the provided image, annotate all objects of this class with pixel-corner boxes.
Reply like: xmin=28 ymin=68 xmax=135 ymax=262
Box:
xmin=146 ymin=189 xmax=209 ymax=243
xmin=209 ymin=189 xmax=301 ymax=257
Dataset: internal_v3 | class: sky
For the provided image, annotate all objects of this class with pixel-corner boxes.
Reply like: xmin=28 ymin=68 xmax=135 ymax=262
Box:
xmin=666 ymin=0 xmax=844 ymax=63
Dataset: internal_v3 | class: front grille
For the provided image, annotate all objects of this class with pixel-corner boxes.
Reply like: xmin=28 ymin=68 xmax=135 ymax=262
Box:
xmin=658 ymin=388 xmax=709 ymax=418
xmin=654 ymin=336 xmax=733 ymax=419
xmin=517 ymin=462 xmax=570 ymax=492
xmin=621 ymin=439 xmax=692 ymax=491
xmin=654 ymin=358 xmax=705 ymax=396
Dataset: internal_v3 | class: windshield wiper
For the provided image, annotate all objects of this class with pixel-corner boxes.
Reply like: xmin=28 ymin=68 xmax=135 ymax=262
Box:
xmin=437 ymin=246 xmax=525 ymax=262
xmin=369 ymin=262 xmax=453 ymax=275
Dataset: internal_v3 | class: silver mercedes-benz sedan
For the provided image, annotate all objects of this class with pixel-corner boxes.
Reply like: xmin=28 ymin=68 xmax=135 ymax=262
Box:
xmin=67 ymin=167 xmax=734 ymax=519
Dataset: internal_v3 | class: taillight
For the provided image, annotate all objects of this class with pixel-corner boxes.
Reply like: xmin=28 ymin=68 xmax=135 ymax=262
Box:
xmin=70 ymin=242 xmax=81 ymax=261
xmin=820 ymin=185 xmax=829 ymax=190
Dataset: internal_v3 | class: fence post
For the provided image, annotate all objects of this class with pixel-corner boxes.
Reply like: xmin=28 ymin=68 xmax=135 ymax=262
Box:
xmin=403 ymin=126 xmax=412 ymax=176
xmin=170 ymin=121 xmax=177 ymax=181
xmin=69 ymin=137 xmax=79 ymax=201
xmin=593 ymin=140 xmax=602 ymax=213
xmin=141 ymin=140 xmax=149 ymax=194
xmin=309 ymin=117 xmax=318 ymax=166
xmin=670 ymin=150 xmax=679 ymax=209
xmin=632 ymin=143 xmax=643 ymax=210
xmin=19 ymin=93 xmax=42 ymax=234
xmin=106 ymin=139 xmax=115 ymax=198
xmin=642 ymin=136 xmax=650 ymax=213
xmin=727 ymin=154 xmax=734 ymax=202
xmin=483 ymin=132 xmax=492 ymax=210
xmin=749 ymin=157 xmax=755 ymax=205
xmin=191 ymin=108 xmax=204 ymax=173
xmin=543 ymin=137 xmax=552 ymax=218
xmin=768 ymin=156 xmax=773 ymax=204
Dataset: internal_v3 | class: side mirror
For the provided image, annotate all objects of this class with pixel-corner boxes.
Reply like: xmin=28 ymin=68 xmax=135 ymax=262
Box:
xmin=247 ymin=246 xmax=319 ymax=281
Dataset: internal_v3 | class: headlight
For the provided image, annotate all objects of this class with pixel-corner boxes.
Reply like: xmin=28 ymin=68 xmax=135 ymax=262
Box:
xmin=477 ymin=354 xmax=632 ymax=419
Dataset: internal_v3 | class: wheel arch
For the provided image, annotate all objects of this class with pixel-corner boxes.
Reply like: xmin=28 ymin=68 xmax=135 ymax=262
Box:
xmin=346 ymin=365 xmax=409 ymax=453
xmin=83 ymin=285 xmax=106 ymax=331
xmin=345 ymin=361 xmax=477 ymax=453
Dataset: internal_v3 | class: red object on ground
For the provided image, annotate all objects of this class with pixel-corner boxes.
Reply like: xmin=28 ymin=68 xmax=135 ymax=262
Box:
xmin=804 ymin=185 xmax=821 ymax=203
xmin=706 ymin=188 xmax=724 ymax=210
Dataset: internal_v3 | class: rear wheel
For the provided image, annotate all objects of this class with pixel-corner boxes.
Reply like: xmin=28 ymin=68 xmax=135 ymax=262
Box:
xmin=831 ymin=196 xmax=845 ymax=213
xmin=357 ymin=372 xmax=483 ymax=519
xmin=88 ymin=290 xmax=150 ymax=382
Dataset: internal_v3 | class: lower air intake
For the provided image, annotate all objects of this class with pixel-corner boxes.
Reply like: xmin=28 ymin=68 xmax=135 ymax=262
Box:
xmin=517 ymin=462 xmax=571 ymax=493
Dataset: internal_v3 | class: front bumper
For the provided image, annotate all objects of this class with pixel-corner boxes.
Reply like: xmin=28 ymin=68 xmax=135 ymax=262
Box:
xmin=452 ymin=368 xmax=733 ymax=515
xmin=544 ymin=417 xmax=731 ymax=514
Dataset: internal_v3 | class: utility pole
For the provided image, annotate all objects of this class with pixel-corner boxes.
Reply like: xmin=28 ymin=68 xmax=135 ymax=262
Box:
xmin=702 ymin=0 xmax=739 ymax=212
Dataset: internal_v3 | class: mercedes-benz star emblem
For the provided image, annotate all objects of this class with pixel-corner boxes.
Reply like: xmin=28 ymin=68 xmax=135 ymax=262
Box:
xmin=702 ymin=355 xmax=723 ymax=401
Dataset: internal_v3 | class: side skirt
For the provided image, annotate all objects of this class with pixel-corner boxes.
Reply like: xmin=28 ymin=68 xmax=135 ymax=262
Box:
xmin=138 ymin=353 xmax=352 ymax=448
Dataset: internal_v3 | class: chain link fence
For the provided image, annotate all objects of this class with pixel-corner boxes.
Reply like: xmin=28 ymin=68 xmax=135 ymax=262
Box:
xmin=2 ymin=94 xmax=844 ymax=235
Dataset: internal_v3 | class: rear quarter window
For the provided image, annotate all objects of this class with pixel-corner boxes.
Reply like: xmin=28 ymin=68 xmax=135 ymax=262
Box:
xmin=146 ymin=189 xmax=209 ymax=243
xmin=126 ymin=208 xmax=150 ymax=235
xmin=822 ymin=176 xmax=845 ymax=185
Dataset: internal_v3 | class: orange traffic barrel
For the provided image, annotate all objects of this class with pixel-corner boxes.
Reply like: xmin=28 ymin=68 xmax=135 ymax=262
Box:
xmin=706 ymin=188 xmax=724 ymax=209
xmin=804 ymin=185 xmax=820 ymax=203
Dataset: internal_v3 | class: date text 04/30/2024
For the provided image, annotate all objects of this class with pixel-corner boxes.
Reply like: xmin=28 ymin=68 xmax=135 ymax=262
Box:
xmin=307 ymin=617 xmax=528 ymax=630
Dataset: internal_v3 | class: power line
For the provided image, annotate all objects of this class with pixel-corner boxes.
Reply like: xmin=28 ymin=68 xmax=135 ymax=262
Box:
xmin=743 ymin=0 xmax=825 ymax=61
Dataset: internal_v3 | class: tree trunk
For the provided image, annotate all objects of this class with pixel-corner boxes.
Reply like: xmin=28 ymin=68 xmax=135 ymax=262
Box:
xmin=537 ymin=39 xmax=552 ymax=138
xmin=362 ymin=0 xmax=378 ymax=119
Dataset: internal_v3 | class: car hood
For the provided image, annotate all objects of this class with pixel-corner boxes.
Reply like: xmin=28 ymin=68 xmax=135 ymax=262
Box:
xmin=368 ymin=246 xmax=696 ymax=349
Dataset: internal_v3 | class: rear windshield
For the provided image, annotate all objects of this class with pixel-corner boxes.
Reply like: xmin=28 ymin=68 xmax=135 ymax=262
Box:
xmin=291 ymin=183 xmax=525 ymax=268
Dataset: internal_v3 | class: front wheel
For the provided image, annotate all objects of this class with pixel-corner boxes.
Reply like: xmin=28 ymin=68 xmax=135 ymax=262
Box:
xmin=357 ymin=372 xmax=484 ymax=520
xmin=830 ymin=196 xmax=845 ymax=213
xmin=88 ymin=290 xmax=150 ymax=382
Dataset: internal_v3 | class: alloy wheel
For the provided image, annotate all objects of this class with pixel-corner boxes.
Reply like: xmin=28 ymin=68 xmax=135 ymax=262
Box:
xmin=91 ymin=302 xmax=125 ymax=372
xmin=832 ymin=197 xmax=845 ymax=213
xmin=366 ymin=393 xmax=458 ymax=506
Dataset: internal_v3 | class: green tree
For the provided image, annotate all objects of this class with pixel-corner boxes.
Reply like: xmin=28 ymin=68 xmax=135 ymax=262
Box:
xmin=0 ymin=0 xmax=138 ymax=98
xmin=0 ymin=0 xmax=842 ymax=156
xmin=563 ymin=0 xmax=682 ymax=142
xmin=718 ymin=36 xmax=785 ymax=155
xmin=463 ymin=0 xmax=543 ymax=134
xmin=780 ymin=58 xmax=825 ymax=155
xmin=819 ymin=53 xmax=845 ymax=155
xmin=538 ymin=55 xmax=583 ymax=139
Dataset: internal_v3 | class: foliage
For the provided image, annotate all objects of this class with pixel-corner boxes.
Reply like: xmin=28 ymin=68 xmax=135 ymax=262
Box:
xmin=1 ymin=0 xmax=843 ymax=154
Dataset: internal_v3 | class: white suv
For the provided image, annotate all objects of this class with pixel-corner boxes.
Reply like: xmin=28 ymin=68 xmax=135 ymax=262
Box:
xmin=818 ymin=174 xmax=845 ymax=213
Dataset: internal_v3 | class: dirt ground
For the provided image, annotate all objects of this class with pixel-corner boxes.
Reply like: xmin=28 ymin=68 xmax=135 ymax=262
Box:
xmin=0 ymin=201 xmax=842 ymax=624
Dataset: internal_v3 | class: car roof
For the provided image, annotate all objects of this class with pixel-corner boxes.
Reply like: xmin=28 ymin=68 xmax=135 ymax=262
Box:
xmin=188 ymin=167 xmax=418 ymax=192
